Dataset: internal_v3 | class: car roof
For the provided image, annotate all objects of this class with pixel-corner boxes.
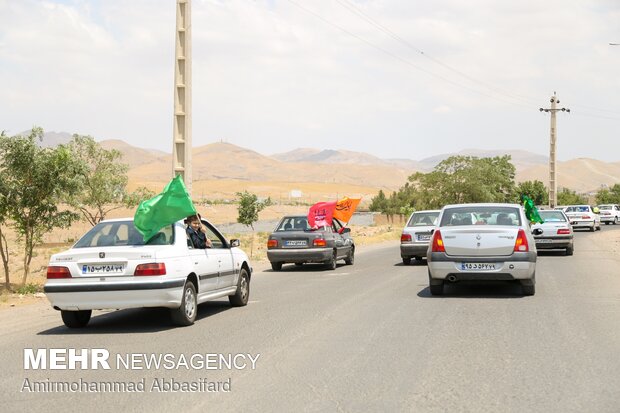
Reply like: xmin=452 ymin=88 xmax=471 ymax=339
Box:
xmin=411 ymin=210 xmax=441 ymax=214
xmin=442 ymin=203 xmax=521 ymax=209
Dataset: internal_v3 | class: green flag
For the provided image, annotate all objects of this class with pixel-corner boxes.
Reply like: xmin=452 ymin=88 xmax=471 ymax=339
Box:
xmin=521 ymin=194 xmax=544 ymax=224
xmin=134 ymin=175 xmax=196 ymax=242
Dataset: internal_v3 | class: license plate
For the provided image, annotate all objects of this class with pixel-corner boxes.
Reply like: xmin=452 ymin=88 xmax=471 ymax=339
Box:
xmin=536 ymin=239 xmax=552 ymax=243
xmin=82 ymin=264 xmax=125 ymax=274
xmin=460 ymin=263 xmax=496 ymax=271
xmin=284 ymin=240 xmax=307 ymax=247
xmin=417 ymin=234 xmax=431 ymax=241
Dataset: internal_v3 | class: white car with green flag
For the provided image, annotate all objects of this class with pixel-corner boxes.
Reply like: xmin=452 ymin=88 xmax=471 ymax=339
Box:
xmin=44 ymin=176 xmax=252 ymax=328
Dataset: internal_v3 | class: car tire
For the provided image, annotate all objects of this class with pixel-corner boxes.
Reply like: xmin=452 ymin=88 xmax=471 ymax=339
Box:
xmin=521 ymin=274 xmax=536 ymax=296
xmin=614 ymin=217 xmax=619 ymax=225
xmin=271 ymin=262 xmax=282 ymax=271
xmin=590 ymin=225 xmax=595 ymax=232
xmin=402 ymin=257 xmax=411 ymax=265
xmin=415 ymin=256 xmax=423 ymax=262
xmin=344 ymin=247 xmax=355 ymax=265
xmin=566 ymin=244 xmax=574 ymax=256
xmin=325 ymin=250 xmax=337 ymax=270
xmin=229 ymin=268 xmax=250 ymax=307
xmin=597 ymin=224 xmax=601 ymax=231
xmin=61 ymin=310 xmax=91 ymax=328
xmin=605 ymin=222 xmax=610 ymax=225
xmin=171 ymin=281 xmax=197 ymax=326
xmin=428 ymin=272 xmax=444 ymax=296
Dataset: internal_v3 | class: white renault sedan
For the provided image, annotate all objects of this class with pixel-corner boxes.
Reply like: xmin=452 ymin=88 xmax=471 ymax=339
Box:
xmin=564 ymin=205 xmax=601 ymax=231
xmin=45 ymin=218 xmax=252 ymax=328
xmin=427 ymin=203 xmax=538 ymax=296
xmin=598 ymin=204 xmax=620 ymax=225
xmin=400 ymin=210 xmax=440 ymax=264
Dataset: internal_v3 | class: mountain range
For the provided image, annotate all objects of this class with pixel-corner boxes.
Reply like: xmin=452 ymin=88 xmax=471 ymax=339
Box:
xmin=23 ymin=131 xmax=620 ymax=195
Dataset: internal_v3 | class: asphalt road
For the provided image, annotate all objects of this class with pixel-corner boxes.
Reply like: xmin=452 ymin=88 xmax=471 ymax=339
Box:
xmin=1 ymin=225 xmax=619 ymax=413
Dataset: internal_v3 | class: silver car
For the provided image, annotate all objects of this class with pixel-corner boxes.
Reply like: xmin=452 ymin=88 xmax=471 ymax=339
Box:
xmin=267 ymin=216 xmax=354 ymax=271
xmin=400 ymin=210 xmax=440 ymax=264
xmin=427 ymin=203 xmax=538 ymax=296
xmin=532 ymin=209 xmax=574 ymax=255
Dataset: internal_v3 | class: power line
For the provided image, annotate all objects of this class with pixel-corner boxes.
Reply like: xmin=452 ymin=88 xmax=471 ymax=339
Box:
xmin=286 ymin=0 xmax=534 ymax=110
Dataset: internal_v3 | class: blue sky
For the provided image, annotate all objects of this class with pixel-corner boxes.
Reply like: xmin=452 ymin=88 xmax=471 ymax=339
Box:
xmin=1 ymin=0 xmax=619 ymax=161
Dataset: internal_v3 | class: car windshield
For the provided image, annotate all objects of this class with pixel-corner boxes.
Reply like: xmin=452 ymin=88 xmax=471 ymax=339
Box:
xmin=73 ymin=220 xmax=175 ymax=248
xmin=440 ymin=206 xmax=522 ymax=226
xmin=407 ymin=212 xmax=439 ymax=227
xmin=275 ymin=217 xmax=310 ymax=231
xmin=539 ymin=211 xmax=567 ymax=222
xmin=565 ymin=206 xmax=589 ymax=213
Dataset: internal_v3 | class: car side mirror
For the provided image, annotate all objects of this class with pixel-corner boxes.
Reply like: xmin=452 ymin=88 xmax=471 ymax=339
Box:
xmin=230 ymin=239 xmax=240 ymax=248
xmin=532 ymin=228 xmax=543 ymax=235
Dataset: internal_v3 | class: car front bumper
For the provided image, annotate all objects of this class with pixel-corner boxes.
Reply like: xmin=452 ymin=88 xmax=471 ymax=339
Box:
xmin=427 ymin=252 xmax=536 ymax=281
xmin=267 ymin=247 xmax=333 ymax=263
xmin=44 ymin=278 xmax=185 ymax=311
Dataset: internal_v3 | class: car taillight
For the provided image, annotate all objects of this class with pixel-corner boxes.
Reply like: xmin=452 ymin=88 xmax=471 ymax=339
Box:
xmin=267 ymin=239 xmax=278 ymax=248
xmin=134 ymin=263 xmax=166 ymax=276
xmin=557 ymin=228 xmax=571 ymax=235
xmin=46 ymin=266 xmax=72 ymax=279
xmin=514 ymin=229 xmax=529 ymax=252
xmin=582 ymin=215 xmax=591 ymax=219
xmin=401 ymin=233 xmax=412 ymax=242
xmin=431 ymin=230 xmax=445 ymax=252
xmin=313 ymin=238 xmax=327 ymax=247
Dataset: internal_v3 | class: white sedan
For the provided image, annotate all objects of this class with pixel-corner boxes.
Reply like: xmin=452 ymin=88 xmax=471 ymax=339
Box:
xmin=598 ymin=204 xmax=620 ymax=225
xmin=564 ymin=205 xmax=601 ymax=231
xmin=45 ymin=218 xmax=252 ymax=328
xmin=427 ymin=203 xmax=538 ymax=296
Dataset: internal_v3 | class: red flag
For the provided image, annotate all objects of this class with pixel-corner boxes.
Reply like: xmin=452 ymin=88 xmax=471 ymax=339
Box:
xmin=308 ymin=201 xmax=337 ymax=228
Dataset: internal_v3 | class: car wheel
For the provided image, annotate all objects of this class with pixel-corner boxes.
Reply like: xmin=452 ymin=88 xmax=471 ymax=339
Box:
xmin=61 ymin=310 xmax=91 ymax=328
xmin=415 ymin=256 xmax=423 ymax=262
xmin=521 ymin=273 xmax=536 ymax=296
xmin=566 ymin=244 xmax=574 ymax=256
xmin=402 ymin=257 xmax=411 ymax=265
xmin=344 ymin=247 xmax=354 ymax=265
xmin=605 ymin=222 xmax=610 ymax=225
xmin=271 ymin=262 xmax=282 ymax=271
xmin=428 ymin=271 xmax=444 ymax=296
xmin=614 ymin=217 xmax=619 ymax=225
xmin=171 ymin=281 xmax=197 ymax=326
xmin=590 ymin=225 xmax=595 ymax=232
xmin=325 ymin=250 xmax=337 ymax=270
xmin=229 ymin=268 xmax=250 ymax=307
xmin=597 ymin=223 xmax=601 ymax=231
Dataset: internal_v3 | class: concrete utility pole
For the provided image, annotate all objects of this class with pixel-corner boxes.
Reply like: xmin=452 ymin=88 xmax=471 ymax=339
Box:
xmin=172 ymin=0 xmax=192 ymax=195
xmin=539 ymin=93 xmax=570 ymax=208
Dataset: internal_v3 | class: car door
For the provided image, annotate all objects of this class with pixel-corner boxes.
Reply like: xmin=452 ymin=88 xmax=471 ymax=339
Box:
xmin=185 ymin=227 xmax=219 ymax=292
xmin=332 ymin=219 xmax=351 ymax=258
xmin=201 ymin=221 xmax=236 ymax=290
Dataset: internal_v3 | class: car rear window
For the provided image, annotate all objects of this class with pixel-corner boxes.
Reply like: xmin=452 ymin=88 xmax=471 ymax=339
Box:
xmin=275 ymin=217 xmax=310 ymax=231
xmin=539 ymin=211 xmax=567 ymax=222
xmin=440 ymin=206 xmax=522 ymax=227
xmin=565 ymin=206 xmax=590 ymax=213
xmin=599 ymin=205 xmax=612 ymax=210
xmin=74 ymin=221 xmax=175 ymax=248
xmin=407 ymin=212 xmax=439 ymax=227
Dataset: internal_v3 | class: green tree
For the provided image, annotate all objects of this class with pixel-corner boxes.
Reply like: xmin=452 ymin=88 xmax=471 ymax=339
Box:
xmin=369 ymin=190 xmax=388 ymax=213
xmin=595 ymin=184 xmax=620 ymax=204
xmin=0 ymin=132 xmax=10 ymax=290
xmin=0 ymin=128 xmax=83 ymax=285
xmin=407 ymin=155 xmax=517 ymax=208
xmin=236 ymin=191 xmax=271 ymax=258
xmin=516 ymin=180 xmax=549 ymax=206
xmin=67 ymin=135 xmax=155 ymax=226
xmin=557 ymin=188 xmax=587 ymax=205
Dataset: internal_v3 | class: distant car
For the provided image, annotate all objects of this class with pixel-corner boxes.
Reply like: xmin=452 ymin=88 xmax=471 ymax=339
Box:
xmin=267 ymin=215 xmax=354 ymax=271
xmin=427 ymin=203 xmax=538 ymax=296
xmin=598 ymin=204 xmax=620 ymax=225
xmin=564 ymin=205 xmax=601 ymax=231
xmin=45 ymin=218 xmax=252 ymax=328
xmin=532 ymin=210 xmax=574 ymax=255
xmin=400 ymin=210 xmax=440 ymax=264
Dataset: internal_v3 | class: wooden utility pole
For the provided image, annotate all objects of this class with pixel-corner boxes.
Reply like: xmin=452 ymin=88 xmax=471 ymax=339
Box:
xmin=172 ymin=0 xmax=192 ymax=194
xmin=540 ymin=93 xmax=570 ymax=208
